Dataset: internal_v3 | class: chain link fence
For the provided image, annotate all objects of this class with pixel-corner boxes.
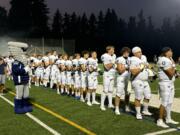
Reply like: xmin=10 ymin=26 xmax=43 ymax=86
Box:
xmin=0 ymin=37 xmax=75 ymax=56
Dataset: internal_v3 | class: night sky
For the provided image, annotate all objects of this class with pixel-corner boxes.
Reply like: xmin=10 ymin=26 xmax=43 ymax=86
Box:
xmin=1 ymin=0 xmax=180 ymax=26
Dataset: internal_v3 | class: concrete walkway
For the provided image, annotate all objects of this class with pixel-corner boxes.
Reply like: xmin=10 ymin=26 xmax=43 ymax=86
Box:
xmin=96 ymin=85 xmax=180 ymax=113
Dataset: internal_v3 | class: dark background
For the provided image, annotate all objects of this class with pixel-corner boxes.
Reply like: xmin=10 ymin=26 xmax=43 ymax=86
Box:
xmin=0 ymin=0 xmax=180 ymax=61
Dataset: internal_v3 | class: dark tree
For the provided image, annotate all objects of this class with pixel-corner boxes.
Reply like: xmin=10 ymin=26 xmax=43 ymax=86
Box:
xmin=89 ymin=13 xmax=97 ymax=36
xmin=0 ymin=6 xmax=7 ymax=34
xmin=147 ymin=16 xmax=154 ymax=31
xmin=137 ymin=9 xmax=146 ymax=32
xmin=97 ymin=10 xmax=105 ymax=38
xmin=52 ymin=9 xmax=63 ymax=38
xmin=80 ymin=13 xmax=89 ymax=35
xmin=69 ymin=12 xmax=79 ymax=38
xmin=104 ymin=9 xmax=119 ymax=43
xmin=8 ymin=0 xmax=32 ymax=33
xmin=63 ymin=12 xmax=71 ymax=38
xmin=127 ymin=16 xmax=137 ymax=43
xmin=31 ymin=0 xmax=49 ymax=37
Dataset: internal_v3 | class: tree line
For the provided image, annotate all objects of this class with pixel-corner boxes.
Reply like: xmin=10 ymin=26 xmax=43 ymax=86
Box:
xmin=0 ymin=0 xmax=180 ymax=60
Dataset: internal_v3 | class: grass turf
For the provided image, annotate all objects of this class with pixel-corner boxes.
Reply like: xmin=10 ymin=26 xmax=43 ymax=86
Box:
xmin=2 ymin=80 xmax=180 ymax=135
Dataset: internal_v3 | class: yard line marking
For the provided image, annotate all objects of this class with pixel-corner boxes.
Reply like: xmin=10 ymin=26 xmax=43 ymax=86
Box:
xmin=0 ymin=94 xmax=61 ymax=135
xmin=145 ymin=127 xmax=180 ymax=135
xmin=9 ymin=91 xmax=96 ymax=135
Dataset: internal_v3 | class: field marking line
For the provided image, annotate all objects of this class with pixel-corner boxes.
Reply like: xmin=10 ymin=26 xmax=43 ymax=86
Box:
xmin=0 ymin=94 xmax=61 ymax=135
xmin=144 ymin=127 xmax=180 ymax=135
xmin=9 ymin=91 xmax=96 ymax=135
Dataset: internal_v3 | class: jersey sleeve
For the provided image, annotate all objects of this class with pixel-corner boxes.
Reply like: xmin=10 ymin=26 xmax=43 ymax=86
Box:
xmin=116 ymin=57 xmax=125 ymax=65
xmin=102 ymin=55 xmax=112 ymax=65
xmin=130 ymin=58 xmax=139 ymax=69
xmin=161 ymin=58 xmax=172 ymax=70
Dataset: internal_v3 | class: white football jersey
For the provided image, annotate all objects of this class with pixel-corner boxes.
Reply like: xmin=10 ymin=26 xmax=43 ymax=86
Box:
xmin=141 ymin=55 xmax=149 ymax=66
xmin=51 ymin=64 xmax=59 ymax=74
xmin=34 ymin=58 xmax=41 ymax=65
xmin=49 ymin=55 xmax=58 ymax=63
xmin=42 ymin=56 xmax=49 ymax=63
xmin=65 ymin=60 xmax=73 ymax=67
xmin=79 ymin=58 xmax=88 ymax=67
xmin=101 ymin=53 xmax=116 ymax=74
xmin=44 ymin=65 xmax=51 ymax=74
xmin=157 ymin=56 xmax=175 ymax=82
xmin=30 ymin=56 xmax=36 ymax=62
xmin=87 ymin=57 xmax=98 ymax=75
xmin=60 ymin=59 xmax=66 ymax=65
xmin=72 ymin=59 xmax=80 ymax=75
xmin=130 ymin=56 xmax=149 ymax=81
xmin=55 ymin=59 xmax=61 ymax=65
xmin=116 ymin=56 xmax=130 ymax=77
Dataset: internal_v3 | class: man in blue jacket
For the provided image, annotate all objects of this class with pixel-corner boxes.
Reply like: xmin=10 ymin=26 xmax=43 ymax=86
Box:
xmin=8 ymin=42 xmax=33 ymax=114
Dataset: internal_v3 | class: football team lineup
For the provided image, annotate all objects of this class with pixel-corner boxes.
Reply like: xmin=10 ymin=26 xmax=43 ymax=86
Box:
xmin=0 ymin=42 xmax=180 ymax=135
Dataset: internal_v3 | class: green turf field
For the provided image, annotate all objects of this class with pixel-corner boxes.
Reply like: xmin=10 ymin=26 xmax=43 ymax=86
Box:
xmin=0 ymin=80 xmax=179 ymax=135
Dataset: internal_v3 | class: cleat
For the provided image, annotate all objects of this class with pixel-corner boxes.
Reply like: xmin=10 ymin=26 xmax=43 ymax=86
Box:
xmin=157 ymin=119 xmax=169 ymax=128
xmin=92 ymin=101 xmax=100 ymax=105
xmin=142 ymin=111 xmax=152 ymax=116
xmin=108 ymin=104 xmax=114 ymax=109
xmin=166 ymin=119 xmax=179 ymax=125
xmin=115 ymin=110 xmax=120 ymax=115
xmin=80 ymin=98 xmax=85 ymax=102
xmin=100 ymin=106 xmax=106 ymax=111
xmin=136 ymin=114 xmax=143 ymax=120
xmin=87 ymin=102 xmax=92 ymax=106
xmin=125 ymin=106 xmax=131 ymax=112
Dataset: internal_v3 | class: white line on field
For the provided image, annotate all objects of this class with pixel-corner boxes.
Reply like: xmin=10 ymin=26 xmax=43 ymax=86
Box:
xmin=0 ymin=95 xmax=61 ymax=135
xmin=144 ymin=127 xmax=180 ymax=135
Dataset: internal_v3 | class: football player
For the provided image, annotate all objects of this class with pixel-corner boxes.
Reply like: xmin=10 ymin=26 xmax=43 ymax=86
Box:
xmin=157 ymin=47 xmax=179 ymax=128
xmin=130 ymin=47 xmax=152 ymax=120
xmin=100 ymin=46 xmax=116 ymax=111
xmin=115 ymin=47 xmax=131 ymax=115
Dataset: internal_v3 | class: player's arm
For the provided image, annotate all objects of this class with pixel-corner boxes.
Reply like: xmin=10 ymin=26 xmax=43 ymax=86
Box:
xmin=164 ymin=67 xmax=175 ymax=79
xmin=130 ymin=68 xmax=142 ymax=76
xmin=4 ymin=65 xmax=8 ymax=75
xmin=130 ymin=63 xmax=144 ymax=76
xmin=116 ymin=63 xmax=126 ymax=74
xmin=89 ymin=65 xmax=95 ymax=73
xmin=81 ymin=64 xmax=86 ymax=72
xmin=61 ymin=64 xmax=66 ymax=71
xmin=104 ymin=63 xmax=114 ymax=71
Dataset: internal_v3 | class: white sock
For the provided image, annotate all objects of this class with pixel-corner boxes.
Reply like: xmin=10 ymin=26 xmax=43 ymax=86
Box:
xmin=44 ymin=81 xmax=48 ymax=87
xmin=57 ymin=88 xmax=59 ymax=93
xmin=37 ymin=82 xmax=39 ymax=86
xmin=35 ymin=81 xmax=37 ymax=86
xmin=78 ymin=92 xmax=80 ymax=96
xmin=115 ymin=106 xmax=119 ymax=111
xmin=143 ymin=102 xmax=149 ymax=112
xmin=108 ymin=93 xmax=113 ymax=106
xmin=61 ymin=88 xmax=64 ymax=93
xmin=166 ymin=104 xmax=172 ymax=120
xmin=158 ymin=118 xmax=163 ymax=122
xmin=80 ymin=94 xmax=84 ymax=100
xmin=101 ymin=92 xmax=106 ymax=107
xmin=92 ymin=92 xmax=96 ymax=102
xmin=50 ymin=80 xmax=54 ymax=88
xmin=87 ymin=92 xmax=91 ymax=102
xmin=135 ymin=107 xmax=141 ymax=115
